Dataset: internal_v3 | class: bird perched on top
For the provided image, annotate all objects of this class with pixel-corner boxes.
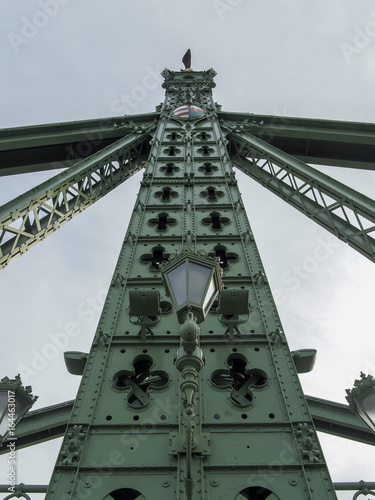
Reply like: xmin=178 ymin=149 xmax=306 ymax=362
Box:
xmin=182 ymin=49 xmax=193 ymax=71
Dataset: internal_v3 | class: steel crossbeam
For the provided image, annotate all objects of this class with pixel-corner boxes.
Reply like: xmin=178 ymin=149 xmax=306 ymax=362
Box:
xmin=218 ymin=112 xmax=375 ymax=170
xmin=0 ymin=112 xmax=159 ymax=175
xmin=0 ymin=128 xmax=154 ymax=269
xmin=1 ymin=395 xmax=373 ymax=455
xmin=224 ymin=125 xmax=375 ymax=263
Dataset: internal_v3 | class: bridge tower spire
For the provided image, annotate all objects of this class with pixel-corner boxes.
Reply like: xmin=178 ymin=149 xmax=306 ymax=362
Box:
xmin=40 ymin=66 xmax=338 ymax=500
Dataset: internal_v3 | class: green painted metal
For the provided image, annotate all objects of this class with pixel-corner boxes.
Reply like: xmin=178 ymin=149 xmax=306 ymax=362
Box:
xmin=0 ymin=112 xmax=159 ymax=176
xmin=333 ymin=482 xmax=375 ymax=491
xmin=218 ymin=111 xmax=375 ymax=170
xmin=40 ymin=68 xmax=339 ymax=499
xmin=0 ymin=127 xmax=155 ymax=269
xmin=0 ymin=399 xmax=73 ymax=454
xmin=3 ymin=482 xmax=375 ymax=495
xmin=0 ymin=484 xmax=48 ymax=493
xmin=307 ymin=395 xmax=375 ymax=446
xmin=3 ymin=392 xmax=374 ymax=455
xmin=3 ymin=108 xmax=375 ymax=177
xmin=223 ymin=124 xmax=375 ymax=263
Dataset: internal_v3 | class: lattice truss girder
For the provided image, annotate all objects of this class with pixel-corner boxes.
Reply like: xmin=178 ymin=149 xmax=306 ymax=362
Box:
xmin=222 ymin=122 xmax=375 ymax=263
xmin=0 ymin=126 xmax=155 ymax=269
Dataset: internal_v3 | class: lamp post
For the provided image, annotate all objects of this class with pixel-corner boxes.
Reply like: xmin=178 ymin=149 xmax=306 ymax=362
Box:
xmin=346 ymin=373 xmax=375 ymax=435
xmin=0 ymin=375 xmax=38 ymax=444
xmin=161 ymin=251 xmax=222 ymax=500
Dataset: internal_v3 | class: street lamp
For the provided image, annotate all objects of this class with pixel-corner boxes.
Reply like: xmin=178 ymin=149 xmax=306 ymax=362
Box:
xmin=346 ymin=373 xmax=375 ymax=434
xmin=0 ymin=375 xmax=38 ymax=444
xmin=161 ymin=251 xmax=222 ymax=500
xmin=161 ymin=250 xmax=222 ymax=325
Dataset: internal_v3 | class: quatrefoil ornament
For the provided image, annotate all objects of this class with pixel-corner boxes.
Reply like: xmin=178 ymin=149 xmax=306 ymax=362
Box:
xmin=211 ymin=354 xmax=268 ymax=407
xmin=113 ymin=355 xmax=169 ymax=408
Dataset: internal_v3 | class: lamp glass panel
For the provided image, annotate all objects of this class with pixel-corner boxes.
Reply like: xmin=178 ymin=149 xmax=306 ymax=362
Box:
xmin=0 ymin=389 xmax=32 ymax=440
xmin=13 ymin=396 xmax=30 ymax=421
xmin=188 ymin=262 xmax=211 ymax=304
xmin=202 ymin=276 xmax=217 ymax=313
xmin=357 ymin=390 xmax=375 ymax=431
xmin=0 ymin=391 xmax=7 ymax=412
xmin=0 ymin=391 xmax=8 ymax=437
xmin=0 ymin=417 xmax=8 ymax=438
xmin=167 ymin=262 xmax=187 ymax=306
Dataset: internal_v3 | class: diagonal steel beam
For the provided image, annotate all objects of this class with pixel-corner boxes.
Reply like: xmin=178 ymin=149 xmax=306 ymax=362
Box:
xmin=0 ymin=125 xmax=155 ymax=269
xmin=223 ymin=123 xmax=375 ymax=263
xmin=0 ymin=399 xmax=73 ymax=455
xmin=218 ymin=112 xmax=375 ymax=170
xmin=307 ymin=395 xmax=375 ymax=446
xmin=0 ymin=112 xmax=159 ymax=176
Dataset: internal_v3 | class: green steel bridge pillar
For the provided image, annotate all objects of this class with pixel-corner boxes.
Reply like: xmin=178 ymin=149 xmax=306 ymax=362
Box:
xmin=42 ymin=67 xmax=338 ymax=499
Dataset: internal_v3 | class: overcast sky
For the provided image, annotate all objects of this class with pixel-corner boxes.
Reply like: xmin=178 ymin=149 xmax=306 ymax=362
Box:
xmin=1 ymin=1 xmax=375 ymax=499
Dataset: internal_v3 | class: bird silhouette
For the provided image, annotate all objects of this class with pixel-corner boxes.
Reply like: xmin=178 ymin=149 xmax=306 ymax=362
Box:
xmin=182 ymin=49 xmax=192 ymax=70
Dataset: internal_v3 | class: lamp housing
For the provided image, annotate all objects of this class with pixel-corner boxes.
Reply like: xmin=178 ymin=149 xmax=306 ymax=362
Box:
xmin=161 ymin=251 xmax=222 ymax=324
xmin=291 ymin=349 xmax=317 ymax=374
xmin=129 ymin=289 xmax=160 ymax=318
xmin=217 ymin=289 xmax=249 ymax=316
xmin=0 ymin=375 xmax=37 ymax=444
xmin=346 ymin=373 xmax=375 ymax=434
xmin=64 ymin=351 xmax=88 ymax=375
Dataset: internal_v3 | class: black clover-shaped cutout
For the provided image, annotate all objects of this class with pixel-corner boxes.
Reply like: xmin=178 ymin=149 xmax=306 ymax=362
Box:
xmin=211 ymin=354 xmax=268 ymax=407
xmin=113 ymin=355 xmax=169 ymax=408
xmin=160 ymin=163 xmax=179 ymax=175
xmin=200 ymin=186 xmax=224 ymax=201
xmin=198 ymin=162 xmax=219 ymax=175
xmin=202 ymin=211 xmax=230 ymax=230
xmin=197 ymin=145 xmax=215 ymax=156
xmin=148 ymin=212 xmax=177 ymax=231
xmin=154 ymin=186 xmax=179 ymax=201
xmin=140 ymin=244 xmax=170 ymax=270
xmin=208 ymin=244 xmax=239 ymax=269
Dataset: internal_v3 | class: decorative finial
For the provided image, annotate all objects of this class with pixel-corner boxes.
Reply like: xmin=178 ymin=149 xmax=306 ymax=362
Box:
xmin=182 ymin=49 xmax=193 ymax=71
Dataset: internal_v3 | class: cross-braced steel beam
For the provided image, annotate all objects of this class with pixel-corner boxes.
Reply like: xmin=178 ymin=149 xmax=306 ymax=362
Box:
xmin=0 ymin=112 xmax=159 ymax=176
xmin=223 ymin=123 xmax=375 ymax=263
xmin=0 ymin=126 xmax=156 ymax=269
xmin=218 ymin=112 xmax=375 ymax=170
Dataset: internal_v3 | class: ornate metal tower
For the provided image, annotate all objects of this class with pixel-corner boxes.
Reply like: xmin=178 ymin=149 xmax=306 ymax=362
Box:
xmin=1 ymin=58 xmax=375 ymax=500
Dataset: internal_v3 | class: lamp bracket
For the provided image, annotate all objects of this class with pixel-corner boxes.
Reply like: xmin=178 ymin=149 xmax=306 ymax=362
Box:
xmin=218 ymin=314 xmax=248 ymax=341
xmin=168 ymin=431 xmax=211 ymax=456
xmin=129 ymin=315 xmax=161 ymax=343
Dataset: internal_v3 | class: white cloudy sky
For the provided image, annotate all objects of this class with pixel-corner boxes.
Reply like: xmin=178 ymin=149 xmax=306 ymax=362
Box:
xmin=1 ymin=1 xmax=375 ymax=498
